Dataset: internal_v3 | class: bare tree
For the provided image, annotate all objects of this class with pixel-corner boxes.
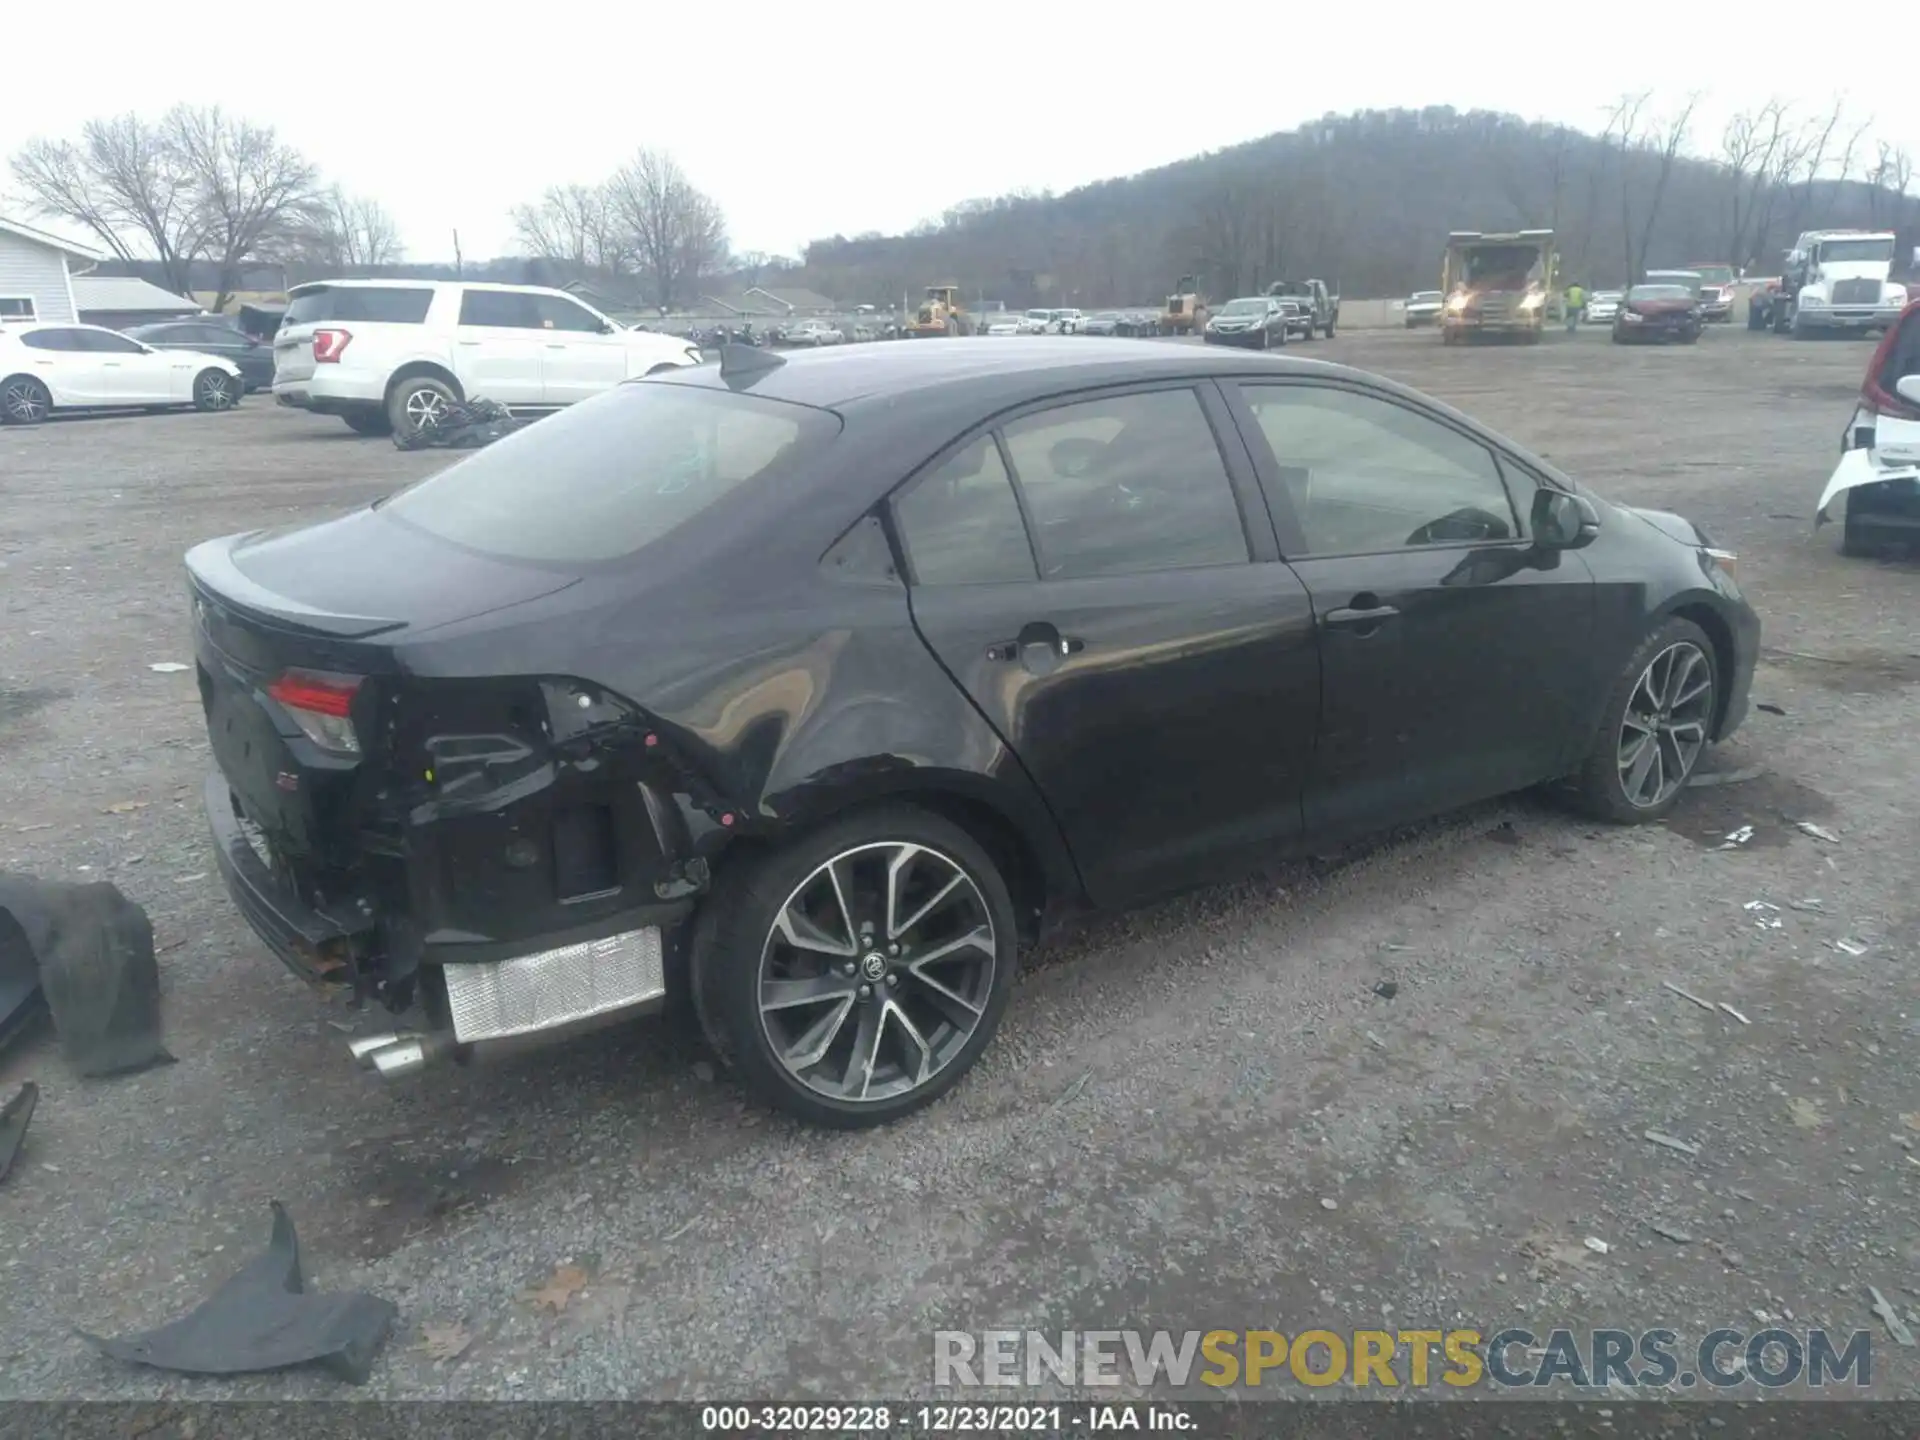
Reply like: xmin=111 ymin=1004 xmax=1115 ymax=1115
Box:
xmin=1722 ymin=101 xmax=1790 ymax=269
xmin=9 ymin=114 xmax=203 ymax=294
xmin=1633 ymin=94 xmax=1699 ymax=279
xmin=510 ymin=182 xmax=624 ymax=274
xmin=163 ymin=107 xmax=320 ymax=311
xmin=603 ymin=150 xmax=728 ymax=310
xmin=1604 ymin=92 xmax=1650 ymax=282
xmin=273 ymin=184 xmax=402 ymax=271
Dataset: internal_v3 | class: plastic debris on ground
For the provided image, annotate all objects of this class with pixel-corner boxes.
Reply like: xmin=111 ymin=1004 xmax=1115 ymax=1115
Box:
xmin=1583 ymin=1236 xmax=1611 ymax=1255
xmin=0 ymin=874 xmax=171 ymax=1076
xmin=0 ymin=1081 xmax=38 ymax=1184
xmin=1719 ymin=825 xmax=1755 ymax=850
xmin=393 ymin=397 xmax=530 ymax=452
xmin=79 ymin=1203 xmax=397 ymax=1384
xmin=146 ymin=662 xmax=190 ymax=674
xmin=1794 ymin=820 xmax=1842 ymax=844
xmin=1687 ymin=765 xmax=1765 ymax=788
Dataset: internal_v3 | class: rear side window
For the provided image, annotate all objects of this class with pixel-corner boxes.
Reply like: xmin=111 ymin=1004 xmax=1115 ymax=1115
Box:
xmin=894 ymin=437 xmax=1037 ymax=585
xmin=20 ymin=329 xmax=86 ymax=351
xmin=380 ymin=383 xmax=839 ymax=564
xmin=999 ymin=388 xmax=1249 ymax=579
xmin=283 ymin=286 xmax=433 ymax=325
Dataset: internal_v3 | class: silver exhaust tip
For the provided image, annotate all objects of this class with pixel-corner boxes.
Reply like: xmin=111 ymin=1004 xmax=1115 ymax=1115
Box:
xmin=348 ymin=1032 xmax=403 ymax=1067
xmin=367 ymin=1032 xmax=453 ymax=1080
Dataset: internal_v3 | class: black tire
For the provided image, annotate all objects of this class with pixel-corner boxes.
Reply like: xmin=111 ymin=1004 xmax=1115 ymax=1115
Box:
xmin=192 ymin=368 xmax=240 ymax=412
xmin=1 ymin=374 xmax=51 ymax=425
xmin=1840 ymin=491 xmax=1879 ymax=557
xmin=343 ymin=413 xmax=392 ymax=436
xmin=1571 ymin=617 xmax=1719 ymax=824
xmin=690 ymin=804 xmax=1020 ymax=1129
xmin=387 ymin=373 xmax=458 ymax=440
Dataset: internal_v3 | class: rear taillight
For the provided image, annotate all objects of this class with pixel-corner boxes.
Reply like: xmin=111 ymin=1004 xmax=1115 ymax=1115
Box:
xmin=1859 ymin=303 xmax=1920 ymax=421
xmin=312 ymin=329 xmax=352 ymax=364
xmin=268 ymin=670 xmax=363 ymax=754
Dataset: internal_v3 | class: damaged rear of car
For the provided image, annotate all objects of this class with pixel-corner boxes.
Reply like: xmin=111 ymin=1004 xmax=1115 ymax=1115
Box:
xmin=1817 ymin=296 xmax=1920 ymax=555
xmin=190 ymin=380 xmax=841 ymax=1078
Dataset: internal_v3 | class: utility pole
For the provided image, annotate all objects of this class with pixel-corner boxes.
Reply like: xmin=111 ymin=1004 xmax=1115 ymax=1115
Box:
xmin=452 ymin=229 xmax=464 ymax=279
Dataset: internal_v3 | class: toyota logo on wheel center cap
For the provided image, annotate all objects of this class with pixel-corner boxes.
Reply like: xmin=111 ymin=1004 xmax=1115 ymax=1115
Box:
xmin=860 ymin=952 xmax=888 ymax=981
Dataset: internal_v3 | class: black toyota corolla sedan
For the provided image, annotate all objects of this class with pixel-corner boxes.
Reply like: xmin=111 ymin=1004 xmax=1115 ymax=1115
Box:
xmin=186 ymin=338 xmax=1758 ymax=1127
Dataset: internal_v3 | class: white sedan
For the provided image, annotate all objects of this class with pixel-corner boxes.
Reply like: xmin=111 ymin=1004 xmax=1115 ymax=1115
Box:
xmin=0 ymin=322 xmax=245 ymax=424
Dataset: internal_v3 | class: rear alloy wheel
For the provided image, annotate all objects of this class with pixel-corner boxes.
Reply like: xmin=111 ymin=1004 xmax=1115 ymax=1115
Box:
xmin=1573 ymin=618 xmax=1718 ymax=823
xmin=693 ymin=807 xmax=1018 ymax=1128
xmin=193 ymin=369 xmax=239 ymax=412
xmin=388 ymin=375 xmax=457 ymax=439
xmin=1 ymin=375 xmax=51 ymax=424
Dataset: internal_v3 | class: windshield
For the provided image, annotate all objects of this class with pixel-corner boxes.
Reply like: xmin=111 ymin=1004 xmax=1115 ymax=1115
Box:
xmin=1221 ymin=299 xmax=1268 ymax=316
xmin=1819 ymin=238 xmax=1894 ymax=265
xmin=1628 ymin=285 xmax=1692 ymax=301
xmin=1690 ymin=265 xmax=1734 ymax=285
xmin=1648 ymin=273 xmax=1701 ymax=293
xmin=1025 ymin=311 xmax=1050 ymax=321
xmin=1411 ymin=291 xmax=1442 ymax=303
xmin=380 ymin=383 xmax=839 ymax=564
xmin=1461 ymin=245 xmax=1544 ymax=288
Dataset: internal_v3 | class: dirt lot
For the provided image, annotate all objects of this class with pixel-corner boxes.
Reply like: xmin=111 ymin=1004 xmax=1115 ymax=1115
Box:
xmin=1 ymin=326 xmax=1917 ymax=1402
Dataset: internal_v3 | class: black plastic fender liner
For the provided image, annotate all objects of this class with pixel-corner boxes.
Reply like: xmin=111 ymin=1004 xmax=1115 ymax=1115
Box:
xmin=0 ymin=873 xmax=171 ymax=1077
xmin=78 ymin=1203 xmax=398 ymax=1384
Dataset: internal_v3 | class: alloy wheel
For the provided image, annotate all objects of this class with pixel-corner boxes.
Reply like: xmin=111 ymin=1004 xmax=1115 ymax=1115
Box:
xmin=197 ymin=373 xmax=236 ymax=410
xmin=403 ymin=387 xmax=449 ymax=429
xmin=3 ymin=379 xmax=47 ymax=423
xmin=757 ymin=841 xmax=997 ymax=1104
xmin=1617 ymin=641 xmax=1714 ymax=808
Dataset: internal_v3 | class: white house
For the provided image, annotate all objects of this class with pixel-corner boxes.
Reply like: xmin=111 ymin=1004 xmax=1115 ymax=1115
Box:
xmin=0 ymin=215 xmax=105 ymax=325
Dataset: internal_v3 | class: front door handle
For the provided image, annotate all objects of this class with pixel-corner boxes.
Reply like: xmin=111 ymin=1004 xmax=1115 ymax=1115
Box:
xmin=1324 ymin=594 xmax=1399 ymax=636
xmin=546 ymin=343 xmax=567 ymax=350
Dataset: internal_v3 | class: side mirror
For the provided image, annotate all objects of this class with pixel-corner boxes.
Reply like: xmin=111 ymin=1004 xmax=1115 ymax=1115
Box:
xmin=599 ymin=321 xmax=617 ymax=334
xmin=1896 ymin=374 xmax=1920 ymax=408
xmin=1532 ymin=488 xmax=1601 ymax=550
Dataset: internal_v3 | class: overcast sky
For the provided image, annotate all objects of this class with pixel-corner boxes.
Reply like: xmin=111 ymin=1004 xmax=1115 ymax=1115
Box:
xmin=5 ymin=4 xmax=1907 ymax=264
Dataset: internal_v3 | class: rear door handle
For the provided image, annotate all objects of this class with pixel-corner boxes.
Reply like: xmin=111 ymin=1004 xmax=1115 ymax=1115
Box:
xmin=545 ymin=343 xmax=567 ymax=350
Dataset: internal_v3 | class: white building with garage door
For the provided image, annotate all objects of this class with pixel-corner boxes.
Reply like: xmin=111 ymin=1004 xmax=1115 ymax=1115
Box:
xmin=0 ymin=215 xmax=104 ymax=326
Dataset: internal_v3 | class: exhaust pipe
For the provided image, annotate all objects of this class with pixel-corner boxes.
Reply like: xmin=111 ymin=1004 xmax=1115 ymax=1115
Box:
xmin=348 ymin=1032 xmax=404 ymax=1067
xmin=346 ymin=1030 xmax=455 ymax=1079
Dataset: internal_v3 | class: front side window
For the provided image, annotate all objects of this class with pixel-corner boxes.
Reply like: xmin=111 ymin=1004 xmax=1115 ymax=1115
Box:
xmin=458 ymin=290 xmax=541 ymax=329
xmin=1000 ymin=388 xmax=1248 ymax=580
xmin=380 ymin=383 xmax=837 ymax=564
xmin=1242 ymin=385 xmax=1518 ymax=555
xmin=893 ymin=437 xmax=1037 ymax=585
xmin=534 ymin=295 xmax=607 ymax=332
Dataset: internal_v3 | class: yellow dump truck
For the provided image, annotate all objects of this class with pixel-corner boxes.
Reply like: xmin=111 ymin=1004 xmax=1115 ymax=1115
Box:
xmin=1440 ymin=230 xmax=1558 ymax=344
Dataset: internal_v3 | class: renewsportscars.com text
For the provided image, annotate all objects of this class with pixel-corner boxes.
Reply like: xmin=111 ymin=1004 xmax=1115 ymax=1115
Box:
xmin=934 ymin=1327 xmax=1873 ymax=1390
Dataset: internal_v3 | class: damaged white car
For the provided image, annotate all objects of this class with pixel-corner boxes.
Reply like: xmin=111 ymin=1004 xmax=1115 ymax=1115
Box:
xmin=1817 ymin=298 xmax=1920 ymax=555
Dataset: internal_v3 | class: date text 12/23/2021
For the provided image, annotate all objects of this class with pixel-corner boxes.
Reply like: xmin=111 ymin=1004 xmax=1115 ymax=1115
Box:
xmin=699 ymin=1405 xmax=1195 ymax=1432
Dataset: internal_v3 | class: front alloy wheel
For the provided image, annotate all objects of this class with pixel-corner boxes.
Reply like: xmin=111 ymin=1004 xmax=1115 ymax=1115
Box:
xmin=194 ymin=370 xmax=238 ymax=411
xmin=693 ymin=806 xmax=1018 ymax=1128
xmin=1616 ymin=641 xmax=1714 ymax=809
xmin=1573 ymin=617 xmax=1719 ymax=823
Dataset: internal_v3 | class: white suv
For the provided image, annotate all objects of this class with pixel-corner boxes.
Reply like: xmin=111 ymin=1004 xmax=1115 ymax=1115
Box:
xmin=272 ymin=280 xmax=703 ymax=437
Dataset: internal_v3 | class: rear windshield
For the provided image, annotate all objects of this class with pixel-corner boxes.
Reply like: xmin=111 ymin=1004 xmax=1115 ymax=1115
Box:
xmin=1628 ymin=285 xmax=1692 ymax=300
xmin=284 ymin=286 xmax=433 ymax=325
xmin=379 ymin=382 xmax=839 ymax=564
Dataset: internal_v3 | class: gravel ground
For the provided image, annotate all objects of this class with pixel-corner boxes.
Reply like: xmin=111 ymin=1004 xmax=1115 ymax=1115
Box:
xmin=0 ymin=326 xmax=1916 ymax=1402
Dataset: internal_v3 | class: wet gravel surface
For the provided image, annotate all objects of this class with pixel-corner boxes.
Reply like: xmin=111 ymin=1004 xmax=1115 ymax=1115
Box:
xmin=0 ymin=327 xmax=1916 ymax=1402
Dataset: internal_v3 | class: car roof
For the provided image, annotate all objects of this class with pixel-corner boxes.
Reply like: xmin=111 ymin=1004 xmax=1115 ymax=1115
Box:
xmin=285 ymin=278 xmax=592 ymax=301
xmin=0 ymin=321 xmax=122 ymax=339
xmin=660 ymin=336 xmax=1376 ymax=412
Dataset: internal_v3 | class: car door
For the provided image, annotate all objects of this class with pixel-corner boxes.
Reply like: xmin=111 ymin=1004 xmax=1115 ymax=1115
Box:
xmin=1225 ymin=378 xmax=1596 ymax=839
xmin=532 ymin=294 xmax=627 ymax=404
xmin=452 ymin=290 xmax=547 ymax=405
xmin=82 ymin=329 xmax=183 ymax=402
xmin=893 ymin=383 xmax=1321 ymax=906
xmin=178 ymin=323 xmax=269 ymax=389
xmin=14 ymin=328 xmax=101 ymax=404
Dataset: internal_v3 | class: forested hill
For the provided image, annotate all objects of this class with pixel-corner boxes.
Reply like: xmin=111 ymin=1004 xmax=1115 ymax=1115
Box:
xmin=793 ymin=105 xmax=1914 ymax=307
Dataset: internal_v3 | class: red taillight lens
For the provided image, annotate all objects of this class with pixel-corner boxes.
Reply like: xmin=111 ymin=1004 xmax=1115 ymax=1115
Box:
xmin=268 ymin=670 xmax=363 ymax=754
xmin=312 ymin=328 xmax=352 ymax=363
xmin=1859 ymin=304 xmax=1920 ymax=421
